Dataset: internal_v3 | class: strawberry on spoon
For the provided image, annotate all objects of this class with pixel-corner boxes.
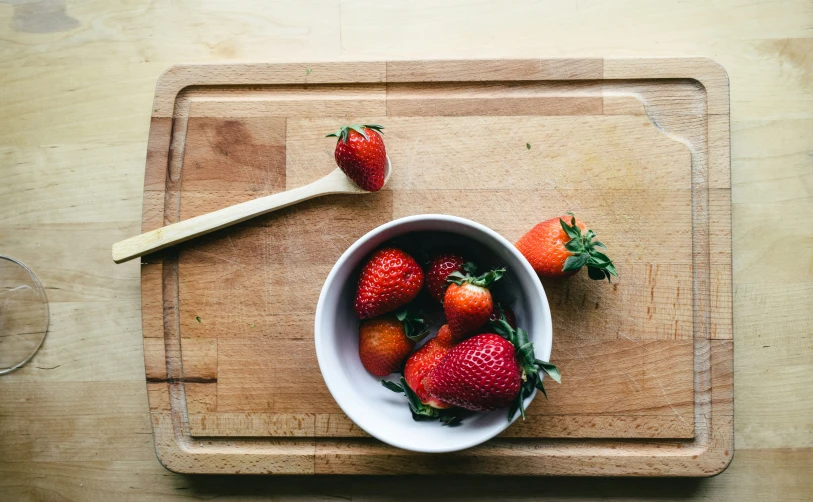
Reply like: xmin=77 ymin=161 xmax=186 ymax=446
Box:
xmin=327 ymin=124 xmax=387 ymax=192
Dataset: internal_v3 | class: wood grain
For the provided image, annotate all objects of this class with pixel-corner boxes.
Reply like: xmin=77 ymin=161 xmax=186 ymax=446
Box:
xmin=385 ymin=59 xmax=604 ymax=82
xmin=2 ymin=0 xmax=810 ymax=498
xmin=133 ymin=59 xmax=732 ymax=475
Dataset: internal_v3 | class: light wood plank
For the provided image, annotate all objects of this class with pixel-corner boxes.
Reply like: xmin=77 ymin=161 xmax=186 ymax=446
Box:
xmin=188 ymin=413 xmax=315 ymax=437
xmin=386 ymin=59 xmax=603 ymax=82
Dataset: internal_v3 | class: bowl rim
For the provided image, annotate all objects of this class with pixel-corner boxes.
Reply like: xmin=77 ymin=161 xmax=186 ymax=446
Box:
xmin=314 ymin=214 xmax=552 ymax=453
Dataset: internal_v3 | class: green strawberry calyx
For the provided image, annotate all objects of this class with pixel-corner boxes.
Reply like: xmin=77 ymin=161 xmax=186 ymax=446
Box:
xmin=394 ymin=308 xmax=430 ymax=343
xmin=560 ymin=213 xmax=619 ymax=282
xmin=447 ymin=264 xmax=505 ymax=289
xmin=381 ymin=376 xmax=469 ymax=426
xmin=490 ymin=315 xmax=562 ymax=422
xmin=326 ymin=124 xmax=384 ymax=143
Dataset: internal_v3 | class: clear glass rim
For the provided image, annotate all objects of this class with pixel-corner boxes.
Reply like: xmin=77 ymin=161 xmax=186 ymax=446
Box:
xmin=0 ymin=255 xmax=49 ymax=375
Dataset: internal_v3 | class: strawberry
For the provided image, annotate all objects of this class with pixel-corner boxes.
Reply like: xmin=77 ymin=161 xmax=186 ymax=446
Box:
xmin=423 ymin=333 xmax=520 ymax=412
xmin=443 ymin=267 xmax=504 ymax=341
xmin=327 ymin=124 xmax=386 ymax=192
xmin=425 ymin=254 xmax=472 ymax=302
xmin=358 ymin=310 xmax=428 ymax=377
xmin=403 ymin=325 xmax=455 ymax=410
xmin=355 ymin=248 xmax=424 ymax=319
xmin=515 ymin=213 xmax=618 ymax=281
xmin=424 ymin=321 xmax=561 ymax=419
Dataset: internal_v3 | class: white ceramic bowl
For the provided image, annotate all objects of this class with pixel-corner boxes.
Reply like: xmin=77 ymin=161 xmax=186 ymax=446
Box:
xmin=314 ymin=214 xmax=552 ymax=453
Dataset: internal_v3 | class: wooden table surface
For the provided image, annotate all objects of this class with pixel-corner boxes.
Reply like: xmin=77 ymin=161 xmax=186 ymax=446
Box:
xmin=1 ymin=0 xmax=810 ymax=500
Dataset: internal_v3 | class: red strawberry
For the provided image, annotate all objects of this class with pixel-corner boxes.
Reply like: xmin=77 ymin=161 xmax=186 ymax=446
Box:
xmin=424 ymin=323 xmax=561 ymax=418
xmin=355 ymin=248 xmax=424 ymax=319
xmin=425 ymin=254 xmax=471 ymax=302
xmin=443 ymin=268 xmax=504 ymax=342
xmin=327 ymin=124 xmax=386 ymax=192
xmin=424 ymin=333 xmax=521 ymax=412
xmin=515 ymin=214 xmax=618 ymax=281
xmin=358 ymin=311 xmax=428 ymax=377
xmin=403 ymin=325 xmax=455 ymax=409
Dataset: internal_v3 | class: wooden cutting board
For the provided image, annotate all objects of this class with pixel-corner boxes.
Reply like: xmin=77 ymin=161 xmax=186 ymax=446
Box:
xmin=140 ymin=59 xmax=732 ymax=476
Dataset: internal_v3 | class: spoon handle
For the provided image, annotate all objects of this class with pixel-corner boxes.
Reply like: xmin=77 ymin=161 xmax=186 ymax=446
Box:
xmin=112 ymin=169 xmax=357 ymax=264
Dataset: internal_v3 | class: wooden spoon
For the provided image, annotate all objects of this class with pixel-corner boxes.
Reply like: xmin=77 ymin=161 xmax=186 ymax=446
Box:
xmin=111 ymin=157 xmax=392 ymax=264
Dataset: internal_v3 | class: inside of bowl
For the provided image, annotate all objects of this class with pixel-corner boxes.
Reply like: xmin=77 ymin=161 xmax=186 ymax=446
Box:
xmin=316 ymin=217 xmax=550 ymax=453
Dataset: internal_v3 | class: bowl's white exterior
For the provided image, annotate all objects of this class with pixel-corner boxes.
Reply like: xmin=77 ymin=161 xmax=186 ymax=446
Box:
xmin=314 ymin=215 xmax=552 ymax=453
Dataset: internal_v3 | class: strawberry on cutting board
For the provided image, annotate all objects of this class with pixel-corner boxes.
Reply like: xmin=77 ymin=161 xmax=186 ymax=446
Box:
xmin=359 ymin=310 xmax=428 ymax=377
xmin=515 ymin=214 xmax=618 ymax=281
xmin=443 ymin=267 xmax=504 ymax=342
xmin=424 ymin=320 xmax=561 ymax=419
xmin=327 ymin=124 xmax=387 ymax=192
xmin=355 ymin=247 xmax=424 ymax=319
xmin=424 ymin=253 xmax=472 ymax=303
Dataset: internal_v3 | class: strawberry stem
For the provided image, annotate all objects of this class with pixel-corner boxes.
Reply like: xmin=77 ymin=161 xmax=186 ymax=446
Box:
xmin=447 ymin=267 xmax=505 ymax=288
xmin=326 ymin=124 xmax=384 ymax=143
xmin=380 ymin=376 xmax=468 ymax=426
xmin=490 ymin=312 xmax=561 ymax=422
xmin=395 ymin=308 xmax=429 ymax=342
xmin=560 ymin=215 xmax=619 ymax=282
